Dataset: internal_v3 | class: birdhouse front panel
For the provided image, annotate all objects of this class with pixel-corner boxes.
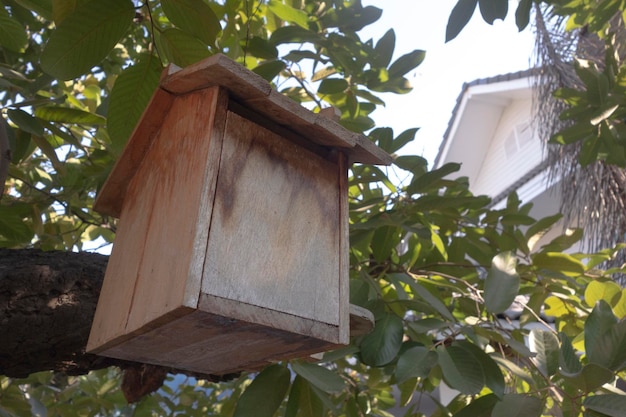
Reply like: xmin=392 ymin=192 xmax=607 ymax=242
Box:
xmin=201 ymin=110 xmax=343 ymax=342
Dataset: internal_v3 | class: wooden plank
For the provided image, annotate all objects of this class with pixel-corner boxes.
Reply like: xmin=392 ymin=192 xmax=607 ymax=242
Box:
xmin=87 ymin=172 xmax=158 ymax=351
xmin=184 ymin=88 xmax=229 ymax=306
xmin=349 ymin=304 xmax=374 ymax=337
xmin=160 ymin=54 xmax=390 ymax=164
xmin=98 ymin=310 xmax=335 ymax=375
xmin=122 ymin=87 xmax=224 ymax=335
xmin=198 ymin=294 xmax=340 ymax=343
xmin=89 ymin=88 xmax=226 ymax=353
xmin=338 ymin=152 xmax=350 ymax=344
xmin=94 ymin=88 xmax=175 ymax=217
xmin=350 ymin=134 xmax=394 ymax=165
xmin=161 ymin=54 xmax=271 ymax=100
xmin=242 ymin=91 xmax=356 ymax=149
xmin=202 ymin=111 xmax=341 ymax=330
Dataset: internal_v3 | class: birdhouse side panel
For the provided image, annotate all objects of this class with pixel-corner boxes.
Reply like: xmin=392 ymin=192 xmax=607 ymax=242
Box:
xmin=202 ymin=110 xmax=342 ymax=337
xmin=88 ymin=87 xmax=228 ymax=354
xmin=123 ymin=87 xmax=228 ymax=335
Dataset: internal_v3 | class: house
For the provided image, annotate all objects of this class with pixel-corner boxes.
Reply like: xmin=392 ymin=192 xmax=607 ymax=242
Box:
xmin=433 ymin=69 xmax=570 ymax=247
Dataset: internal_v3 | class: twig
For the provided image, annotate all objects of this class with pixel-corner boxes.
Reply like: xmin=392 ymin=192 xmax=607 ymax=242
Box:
xmin=144 ymin=1 xmax=162 ymax=63
xmin=0 ymin=116 xmax=11 ymax=200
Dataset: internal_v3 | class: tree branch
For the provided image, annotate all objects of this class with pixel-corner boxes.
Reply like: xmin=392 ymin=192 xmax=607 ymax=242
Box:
xmin=0 ymin=248 xmax=237 ymax=401
xmin=0 ymin=117 xmax=10 ymax=200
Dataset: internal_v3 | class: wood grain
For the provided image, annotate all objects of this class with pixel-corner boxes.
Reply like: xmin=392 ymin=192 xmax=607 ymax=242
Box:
xmin=161 ymin=54 xmax=272 ymax=100
xmin=202 ymin=111 xmax=342 ymax=330
xmin=88 ymin=87 xmax=227 ymax=353
xmin=94 ymin=88 xmax=175 ymax=217
xmin=98 ymin=310 xmax=335 ymax=375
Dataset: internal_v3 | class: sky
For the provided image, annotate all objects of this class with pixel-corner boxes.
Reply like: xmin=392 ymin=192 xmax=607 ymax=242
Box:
xmin=360 ymin=1 xmax=536 ymax=164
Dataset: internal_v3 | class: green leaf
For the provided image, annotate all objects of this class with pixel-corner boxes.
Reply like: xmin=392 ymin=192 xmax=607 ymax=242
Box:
xmin=446 ymin=0 xmax=478 ymax=42
xmin=360 ymin=313 xmax=404 ymax=366
xmin=584 ymin=394 xmax=626 ymax=417
xmin=337 ymin=6 xmax=382 ymax=32
xmin=395 ymin=346 xmax=437 ymax=383
xmin=7 ymin=109 xmax=45 ymax=137
xmin=457 ymin=341 xmax=505 ymax=399
xmin=408 ymin=162 xmax=461 ymax=194
xmin=562 ymin=363 xmax=614 ymax=391
xmin=291 ymin=361 xmax=345 ymax=394
xmin=388 ymin=50 xmax=425 ymax=78
xmin=268 ymin=0 xmax=309 ymax=28
xmin=585 ymin=300 xmax=617 ymax=365
xmin=233 ymin=364 xmax=291 ymax=417
xmin=478 ymin=0 xmax=508 ymax=24
xmin=589 ymin=319 xmax=626 ymax=371
xmin=393 ymin=155 xmax=427 ymax=173
xmin=452 ymin=394 xmax=498 ymax=417
xmin=19 ymin=0 xmax=54 ymax=20
xmin=373 ymin=29 xmax=395 ymax=68
xmin=318 ymin=78 xmax=349 ymax=95
xmin=530 ymin=329 xmax=559 ymax=377
xmin=559 ymin=332 xmax=582 ymax=376
xmin=491 ymin=394 xmax=543 ymax=417
xmin=270 ymin=26 xmax=321 ymax=45
xmin=437 ymin=345 xmax=484 ymax=395
xmin=525 ymin=213 xmax=562 ymax=242
xmin=532 ymin=252 xmax=585 ymax=276
xmin=0 ymin=8 xmax=28 ymax=52
xmin=515 ymin=0 xmax=533 ymax=30
xmin=390 ymin=128 xmax=419 ymax=154
xmin=52 ymin=0 xmax=79 ymax=24
xmin=0 ymin=206 xmax=34 ymax=244
xmin=107 ymin=53 xmax=162 ymax=152
xmin=484 ymin=252 xmax=520 ymax=314
xmin=158 ymin=28 xmax=212 ymax=68
xmin=407 ymin=279 xmax=455 ymax=321
xmin=161 ymin=0 xmax=221 ymax=45
xmin=585 ymin=280 xmax=622 ymax=308
xmin=371 ymin=226 xmax=401 ymax=263
xmin=246 ymin=37 xmax=279 ymax=60
xmin=550 ymin=122 xmax=594 ymax=145
xmin=285 ymin=376 xmax=324 ymax=417
xmin=40 ymin=0 xmax=134 ymax=80
xmin=252 ymin=60 xmax=286 ymax=81
xmin=34 ymin=106 xmax=105 ymax=125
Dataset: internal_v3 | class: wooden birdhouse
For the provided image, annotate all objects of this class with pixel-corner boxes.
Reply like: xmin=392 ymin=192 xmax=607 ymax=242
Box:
xmin=87 ymin=54 xmax=390 ymax=376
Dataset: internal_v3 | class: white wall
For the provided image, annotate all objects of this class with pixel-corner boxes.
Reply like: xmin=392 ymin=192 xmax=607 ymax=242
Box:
xmin=472 ymin=98 xmax=543 ymax=198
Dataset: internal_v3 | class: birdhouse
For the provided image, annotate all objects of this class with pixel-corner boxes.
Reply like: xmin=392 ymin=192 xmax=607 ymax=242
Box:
xmin=87 ymin=54 xmax=390 ymax=376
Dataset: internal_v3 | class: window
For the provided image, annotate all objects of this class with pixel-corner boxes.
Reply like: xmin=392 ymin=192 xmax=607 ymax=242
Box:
xmin=503 ymin=120 xmax=531 ymax=158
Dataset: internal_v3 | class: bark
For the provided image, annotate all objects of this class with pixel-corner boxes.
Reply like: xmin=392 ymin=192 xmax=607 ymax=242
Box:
xmin=0 ymin=248 xmax=235 ymax=401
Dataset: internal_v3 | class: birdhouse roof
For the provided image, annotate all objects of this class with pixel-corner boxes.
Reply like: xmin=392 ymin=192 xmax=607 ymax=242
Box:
xmin=96 ymin=54 xmax=391 ymax=217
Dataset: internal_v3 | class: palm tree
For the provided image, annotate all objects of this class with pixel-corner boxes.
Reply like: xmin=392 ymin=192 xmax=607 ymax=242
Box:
xmin=532 ymin=5 xmax=626 ymax=273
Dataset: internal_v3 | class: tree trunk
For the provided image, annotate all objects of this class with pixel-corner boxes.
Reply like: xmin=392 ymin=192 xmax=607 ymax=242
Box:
xmin=0 ymin=248 xmax=113 ymax=377
xmin=0 ymin=248 xmax=234 ymax=401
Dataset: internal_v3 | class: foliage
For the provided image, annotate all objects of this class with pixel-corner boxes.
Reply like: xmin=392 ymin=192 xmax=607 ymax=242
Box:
xmin=1 ymin=1 xmax=626 ymax=417
xmin=447 ymin=0 xmax=626 ymax=166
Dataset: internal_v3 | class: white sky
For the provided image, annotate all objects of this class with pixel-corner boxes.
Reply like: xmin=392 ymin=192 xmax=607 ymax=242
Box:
xmin=361 ymin=1 xmax=536 ymax=164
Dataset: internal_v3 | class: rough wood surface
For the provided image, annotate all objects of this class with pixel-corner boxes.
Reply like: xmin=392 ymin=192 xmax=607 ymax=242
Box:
xmin=159 ymin=54 xmax=388 ymax=164
xmin=338 ymin=152 xmax=350 ymax=344
xmin=0 ymin=249 xmax=230 ymax=382
xmin=88 ymin=87 xmax=227 ymax=353
xmin=99 ymin=309 xmax=334 ymax=375
xmin=161 ymin=55 xmax=272 ymax=100
xmin=202 ymin=110 xmax=342 ymax=335
xmin=94 ymin=88 xmax=175 ymax=217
